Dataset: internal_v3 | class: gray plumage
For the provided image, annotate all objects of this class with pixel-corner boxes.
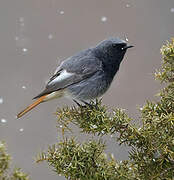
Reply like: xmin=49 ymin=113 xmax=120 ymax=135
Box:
xmin=34 ymin=37 xmax=133 ymax=101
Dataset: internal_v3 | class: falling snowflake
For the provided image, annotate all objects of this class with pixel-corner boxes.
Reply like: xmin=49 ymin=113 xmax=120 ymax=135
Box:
xmin=48 ymin=34 xmax=53 ymax=39
xmin=171 ymin=8 xmax=174 ymax=13
xmin=22 ymin=48 xmax=28 ymax=52
xmin=1 ymin=118 xmax=7 ymax=123
xmin=101 ymin=16 xmax=107 ymax=22
xmin=126 ymin=4 xmax=131 ymax=8
xmin=59 ymin=10 xmax=64 ymax=15
xmin=19 ymin=128 xmax=24 ymax=132
xmin=22 ymin=86 xmax=26 ymax=89
xmin=0 ymin=97 xmax=3 ymax=104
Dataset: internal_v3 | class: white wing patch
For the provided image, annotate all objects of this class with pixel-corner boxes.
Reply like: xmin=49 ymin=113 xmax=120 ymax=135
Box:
xmin=53 ymin=61 xmax=64 ymax=75
xmin=48 ymin=69 xmax=74 ymax=85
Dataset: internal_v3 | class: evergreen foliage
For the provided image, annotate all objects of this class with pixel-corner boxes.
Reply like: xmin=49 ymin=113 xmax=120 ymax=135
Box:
xmin=0 ymin=141 xmax=29 ymax=180
xmin=37 ymin=39 xmax=174 ymax=179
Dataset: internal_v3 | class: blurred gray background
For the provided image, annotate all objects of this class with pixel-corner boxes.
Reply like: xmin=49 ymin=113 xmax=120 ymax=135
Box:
xmin=0 ymin=0 xmax=174 ymax=179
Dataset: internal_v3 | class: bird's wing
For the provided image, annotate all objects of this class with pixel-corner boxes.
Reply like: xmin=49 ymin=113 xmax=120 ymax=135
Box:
xmin=33 ymin=52 xmax=102 ymax=99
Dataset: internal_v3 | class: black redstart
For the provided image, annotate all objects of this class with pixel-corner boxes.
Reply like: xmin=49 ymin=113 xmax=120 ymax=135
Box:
xmin=17 ymin=37 xmax=133 ymax=118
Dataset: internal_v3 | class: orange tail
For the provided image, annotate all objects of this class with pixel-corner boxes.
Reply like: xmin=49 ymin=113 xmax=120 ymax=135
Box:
xmin=17 ymin=95 xmax=47 ymax=119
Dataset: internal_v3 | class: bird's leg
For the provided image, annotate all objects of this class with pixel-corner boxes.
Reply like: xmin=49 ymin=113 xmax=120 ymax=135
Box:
xmin=81 ymin=100 xmax=94 ymax=109
xmin=73 ymin=99 xmax=93 ymax=109
xmin=73 ymin=99 xmax=82 ymax=107
xmin=83 ymin=99 xmax=100 ymax=110
xmin=82 ymin=100 xmax=100 ymax=110
xmin=73 ymin=99 xmax=99 ymax=110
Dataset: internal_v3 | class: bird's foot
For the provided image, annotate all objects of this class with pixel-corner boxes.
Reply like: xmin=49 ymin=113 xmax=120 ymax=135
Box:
xmin=73 ymin=99 xmax=99 ymax=110
xmin=73 ymin=99 xmax=92 ymax=109
xmin=81 ymin=100 xmax=94 ymax=109
xmin=73 ymin=99 xmax=82 ymax=107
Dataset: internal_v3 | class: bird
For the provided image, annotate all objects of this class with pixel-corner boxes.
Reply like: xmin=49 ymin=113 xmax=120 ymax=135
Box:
xmin=17 ymin=37 xmax=133 ymax=118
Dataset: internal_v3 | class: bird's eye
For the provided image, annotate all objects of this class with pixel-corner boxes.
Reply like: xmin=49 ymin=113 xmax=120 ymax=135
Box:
xmin=118 ymin=43 xmax=126 ymax=50
xmin=112 ymin=43 xmax=126 ymax=51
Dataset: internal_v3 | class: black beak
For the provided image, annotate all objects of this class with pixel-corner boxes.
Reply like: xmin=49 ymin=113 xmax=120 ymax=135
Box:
xmin=122 ymin=45 xmax=134 ymax=50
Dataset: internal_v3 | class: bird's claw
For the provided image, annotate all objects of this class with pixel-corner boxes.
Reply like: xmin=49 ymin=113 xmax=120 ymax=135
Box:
xmin=73 ymin=99 xmax=99 ymax=110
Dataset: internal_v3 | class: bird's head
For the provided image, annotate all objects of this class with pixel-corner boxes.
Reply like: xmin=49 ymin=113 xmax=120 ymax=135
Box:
xmin=94 ymin=37 xmax=133 ymax=65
